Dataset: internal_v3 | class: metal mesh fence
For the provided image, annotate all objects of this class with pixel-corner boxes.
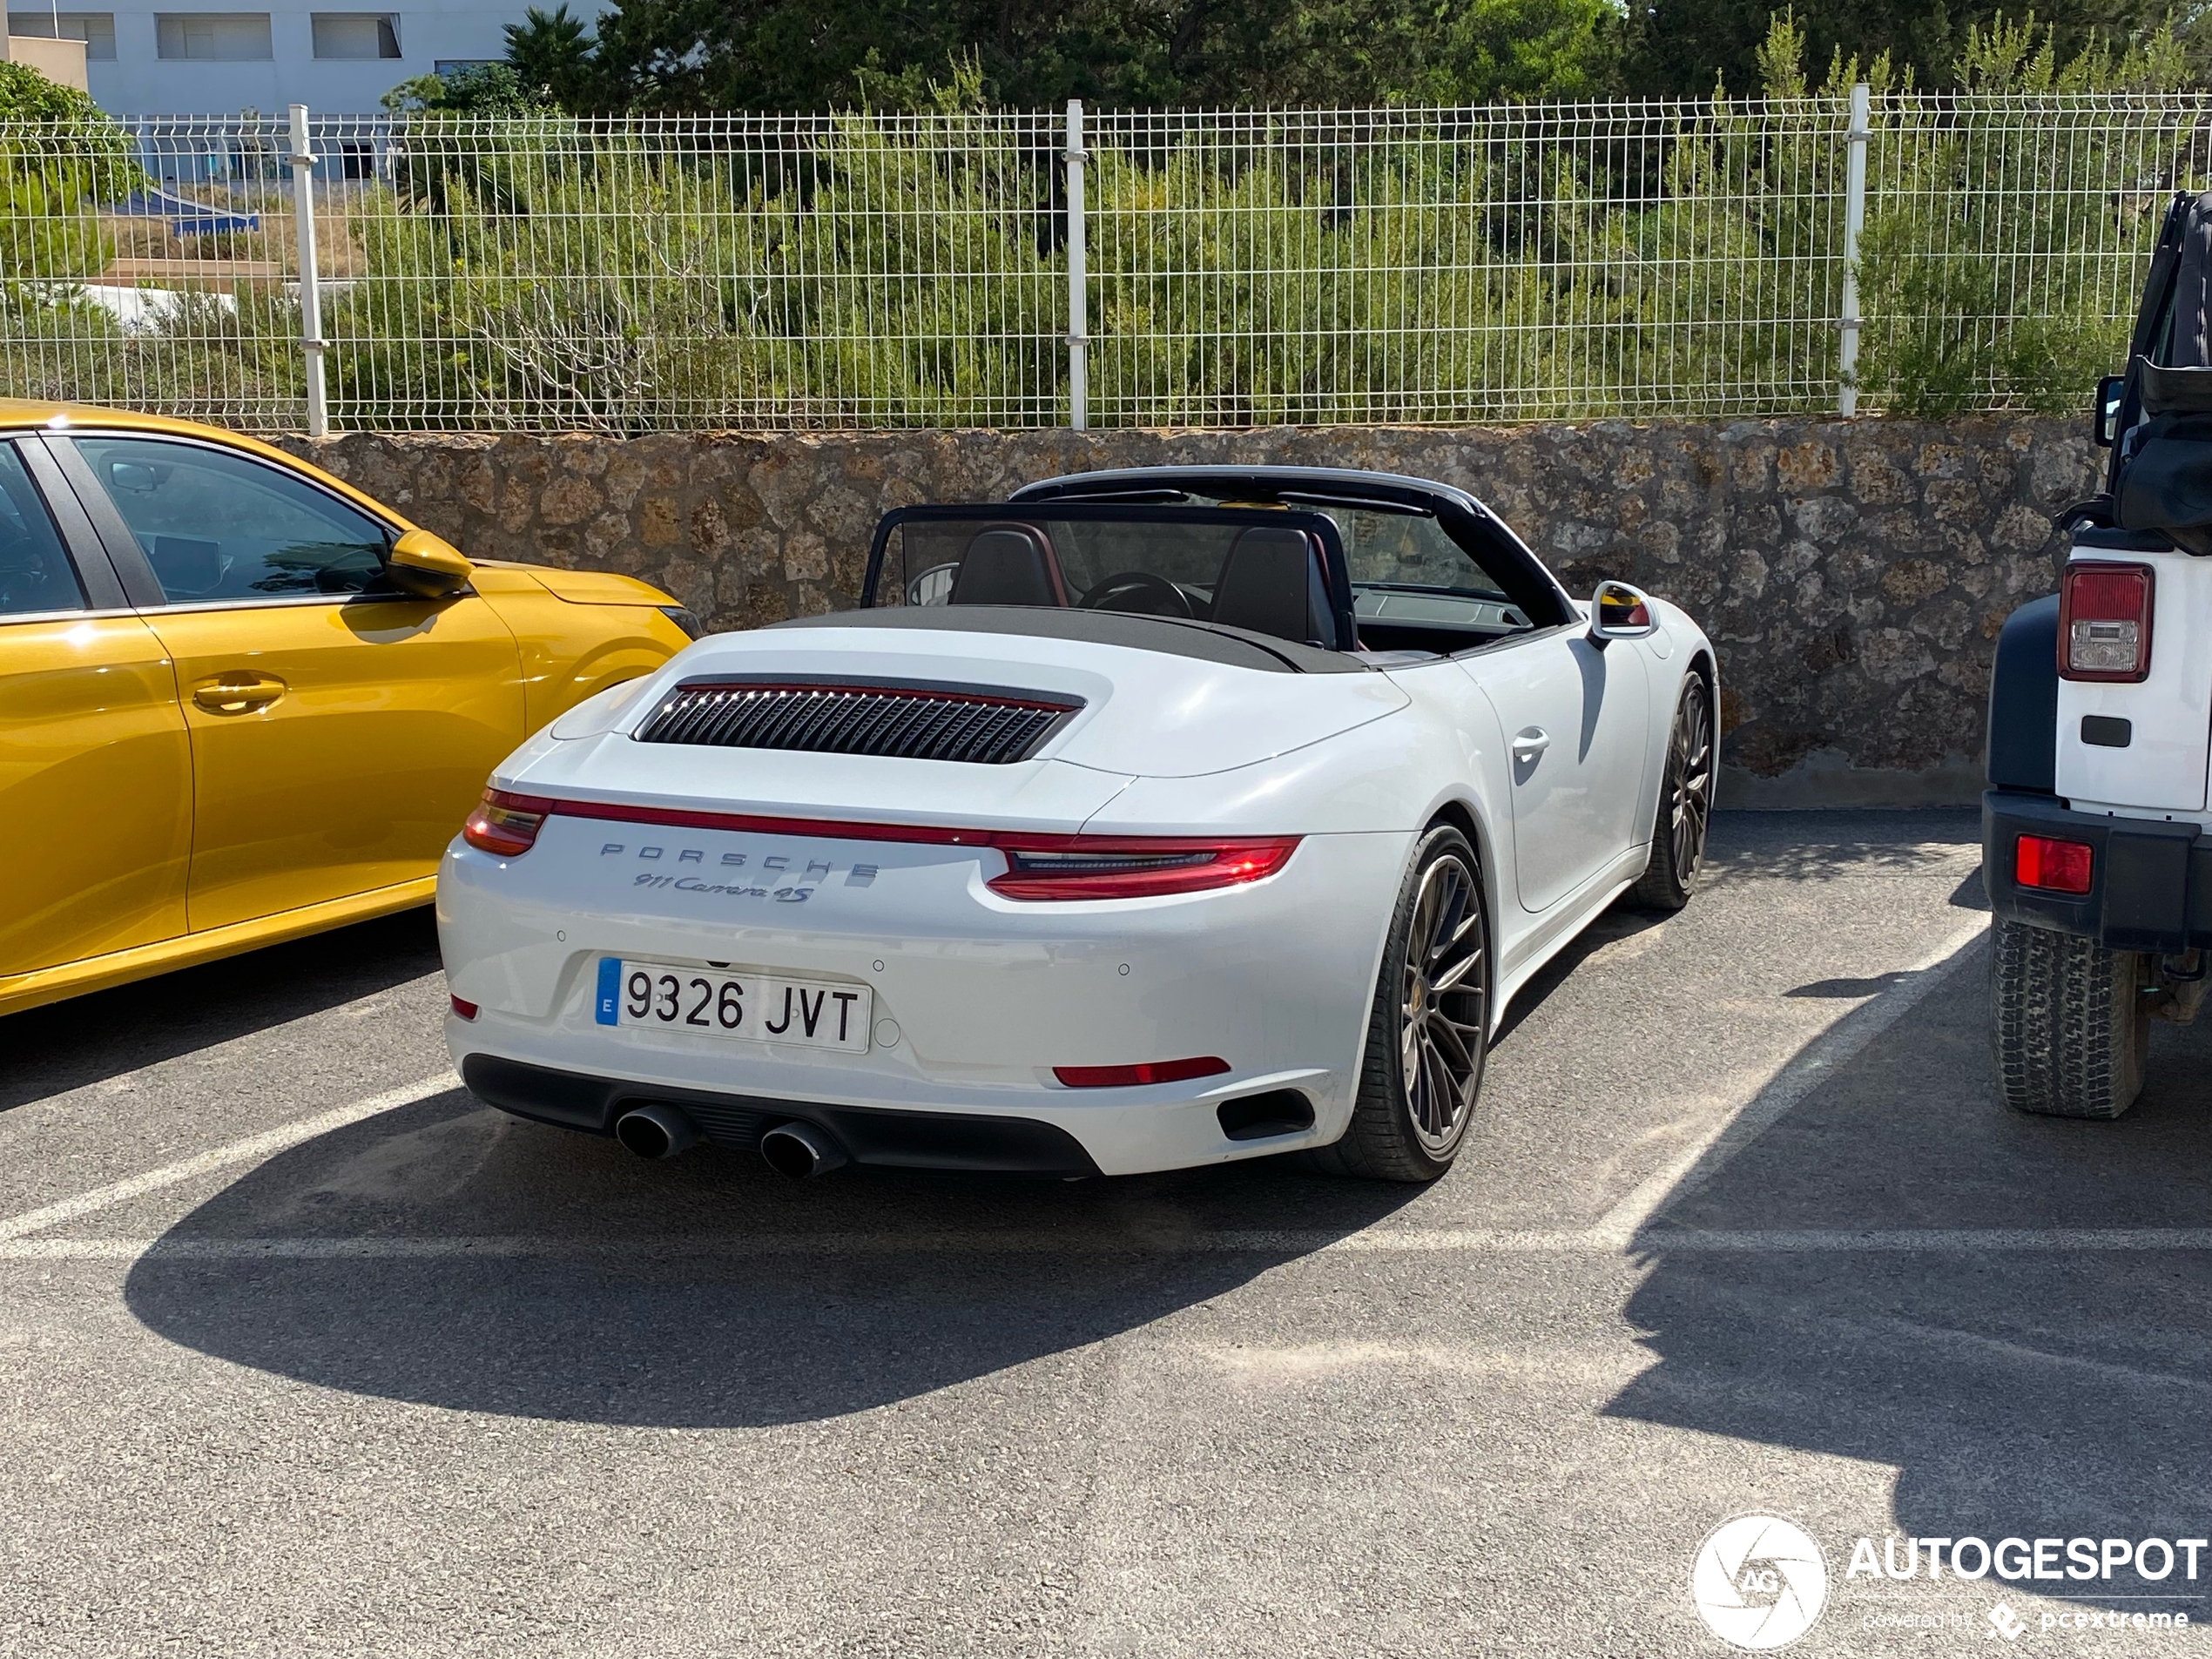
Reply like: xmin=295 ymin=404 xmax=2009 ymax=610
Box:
xmin=1851 ymin=94 xmax=2212 ymax=415
xmin=2 ymin=95 xmax=2209 ymax=434
xmin=4 ymin=112 xmax=303 ymax=427
xmin=1085 ymin=103 xmax=1851 ymax=423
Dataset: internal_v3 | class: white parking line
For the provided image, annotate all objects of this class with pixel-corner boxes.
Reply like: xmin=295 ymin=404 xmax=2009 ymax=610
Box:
xmin=0 ymin=1071 xmax=462 ymax=1244
xmin=1 ymin=1226 xmax=2207 ymax=1261
xmin=1588 ymin=921 xmax=1991 ymax=1247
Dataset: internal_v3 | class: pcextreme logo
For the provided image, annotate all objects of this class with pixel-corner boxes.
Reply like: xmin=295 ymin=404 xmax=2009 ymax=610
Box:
xmin=1691 ymin=1514 xmax=1831 ymax=1651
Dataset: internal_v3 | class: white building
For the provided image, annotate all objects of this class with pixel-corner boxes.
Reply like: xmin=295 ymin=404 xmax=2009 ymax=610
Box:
xmin=5 ymin=0 xmax=576 ymax=116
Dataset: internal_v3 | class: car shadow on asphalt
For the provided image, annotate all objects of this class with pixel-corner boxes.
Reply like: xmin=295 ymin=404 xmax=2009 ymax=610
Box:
xmin=0 ymin=909 xmax=442 ymax=1114
xmin=1603 ymin=935 xmax=2212 ymax=1612
xmin=120 ymin=1093 xmax=1426 ymax=1429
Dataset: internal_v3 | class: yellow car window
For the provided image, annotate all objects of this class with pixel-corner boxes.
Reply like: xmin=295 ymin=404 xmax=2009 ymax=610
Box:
xmin=71 ymin=436 xmax=390 ymax=603
xmin=0 ymin=444 xmax=84 ymax=617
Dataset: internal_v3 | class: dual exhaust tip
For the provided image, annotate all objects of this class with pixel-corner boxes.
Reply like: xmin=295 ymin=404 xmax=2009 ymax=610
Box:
xmin=612 ymin=1103 xmax=846 ymax=1179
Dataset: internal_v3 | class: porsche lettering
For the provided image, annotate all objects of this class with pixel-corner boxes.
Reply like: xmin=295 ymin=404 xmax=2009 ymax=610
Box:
xmin=600 ymin=842 xmax=879 ymax=887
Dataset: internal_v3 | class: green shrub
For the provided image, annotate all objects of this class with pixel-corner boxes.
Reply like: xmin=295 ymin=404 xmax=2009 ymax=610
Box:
xmin=0 ymin=63 xmax=142 ymax=282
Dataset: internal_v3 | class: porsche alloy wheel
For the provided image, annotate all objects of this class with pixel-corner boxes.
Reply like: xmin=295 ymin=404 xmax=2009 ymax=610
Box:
xmin=1400 ymin=849 xmax=1487 ymax=1154
xmin=1632 ymin=673 xmax=1713 ymax=912
xmin=1309 ymin=825 xmax=1489 ymax=1182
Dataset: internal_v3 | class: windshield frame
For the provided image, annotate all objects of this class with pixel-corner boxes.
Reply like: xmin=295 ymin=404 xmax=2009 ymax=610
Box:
xmin=862 ymin=502 xmax=1358 ymax=651
xmin=1009 ymin=467 xmax=1576 ymax=631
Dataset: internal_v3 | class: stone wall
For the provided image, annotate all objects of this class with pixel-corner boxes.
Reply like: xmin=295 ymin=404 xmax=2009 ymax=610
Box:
xmin=280 ymin=418 xmax=2102 ymax=807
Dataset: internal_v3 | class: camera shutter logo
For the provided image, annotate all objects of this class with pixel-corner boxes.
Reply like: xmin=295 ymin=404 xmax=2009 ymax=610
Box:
xmin=1690 ymin=1514 xmax=1831 ymax=1650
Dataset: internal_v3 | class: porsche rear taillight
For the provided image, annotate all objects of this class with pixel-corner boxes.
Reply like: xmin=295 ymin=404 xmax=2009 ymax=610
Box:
xmin=462 ymin=789 xmax=554 ymax=857
xmin=986 ymin=836 xmax=1300 ymax=900
xmin=2060 ymin=562 xmax=2155 ymax=682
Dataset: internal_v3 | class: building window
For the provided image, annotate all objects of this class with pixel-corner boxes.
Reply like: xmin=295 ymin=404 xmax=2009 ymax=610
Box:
xmin=6 ymin=10 xmax=117 ymax=57
xmin=433 ymin=57 xmax=493 ymax=74
xmin=153 ymin=11 xmax=273 ymax=57
xmin=311 ymin=11 xmax=398 ymax=57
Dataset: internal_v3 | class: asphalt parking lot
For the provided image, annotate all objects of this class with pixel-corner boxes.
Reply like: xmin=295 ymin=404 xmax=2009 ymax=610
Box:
xmin=3 ymin=809 xmax=2208 ymax=1658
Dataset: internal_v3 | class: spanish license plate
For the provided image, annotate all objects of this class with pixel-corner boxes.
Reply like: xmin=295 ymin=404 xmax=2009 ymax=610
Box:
xmin=596 ymin=958 xmax=871 ymax=1053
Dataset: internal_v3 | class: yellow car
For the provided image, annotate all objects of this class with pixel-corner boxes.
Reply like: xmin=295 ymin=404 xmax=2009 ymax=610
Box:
xmin=0 ymin=401 xmax=696 ymax=1018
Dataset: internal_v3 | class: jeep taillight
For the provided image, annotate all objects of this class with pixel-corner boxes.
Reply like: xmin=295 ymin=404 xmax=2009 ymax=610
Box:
xmin=2059 ymin=562 xmax=2155 ymax=682
xmin=462 ymin=789 xmax=553 ymax=856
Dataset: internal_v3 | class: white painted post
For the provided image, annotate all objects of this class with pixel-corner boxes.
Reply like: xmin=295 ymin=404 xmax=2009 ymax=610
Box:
xmin=288 ymin=104 xmax=328 ymax=439
xmin=1838 ymin=82 xmax=1869 ymax=417
xmin=1064 ymin=98 xmax=1089 ymax=433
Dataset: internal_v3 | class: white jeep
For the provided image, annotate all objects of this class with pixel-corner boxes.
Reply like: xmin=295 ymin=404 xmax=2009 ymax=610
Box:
xmin=1986 ymin=188 xmax=2212 ymax=1116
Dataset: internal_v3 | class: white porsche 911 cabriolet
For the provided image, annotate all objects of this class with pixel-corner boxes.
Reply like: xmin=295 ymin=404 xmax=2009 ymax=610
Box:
xmin=438 ymin=467 xmax=1716 ymax=1183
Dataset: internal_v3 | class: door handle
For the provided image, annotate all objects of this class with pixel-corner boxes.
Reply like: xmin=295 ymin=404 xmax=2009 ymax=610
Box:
xmin=192 ymin=676 xmax=287 ymax=712
xmin=1511 ymin=727 xmax=1551 ymax=761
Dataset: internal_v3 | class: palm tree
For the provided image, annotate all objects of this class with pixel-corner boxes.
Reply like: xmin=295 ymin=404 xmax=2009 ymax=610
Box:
xmin=503 ymin=3 xmax=596 ymax=111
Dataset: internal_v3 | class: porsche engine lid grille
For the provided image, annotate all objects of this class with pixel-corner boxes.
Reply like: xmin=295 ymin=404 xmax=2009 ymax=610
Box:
xmin=633 ymin=678 xmax=1082 ymax=765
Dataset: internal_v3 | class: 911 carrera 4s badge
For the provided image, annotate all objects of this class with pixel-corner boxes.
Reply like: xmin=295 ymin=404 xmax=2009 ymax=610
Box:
xmin=595 ymin=956 xmax=871 ymax=1052
xmin=598 ymin=840 xmax=880 ymax=905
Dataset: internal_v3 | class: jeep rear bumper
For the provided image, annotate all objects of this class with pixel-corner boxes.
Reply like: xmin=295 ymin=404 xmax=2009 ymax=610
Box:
xmin=1984 ymin=788 xmax=2212 ymax=952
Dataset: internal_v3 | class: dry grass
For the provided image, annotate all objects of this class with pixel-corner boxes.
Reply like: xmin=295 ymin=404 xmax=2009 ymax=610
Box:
xmin=91 ymin=206 xmax=365 ymax=281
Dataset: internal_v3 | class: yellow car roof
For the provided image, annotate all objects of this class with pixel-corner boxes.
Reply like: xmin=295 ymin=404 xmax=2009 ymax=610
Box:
xmin=0 ymin=399 xmax=421 ymax=533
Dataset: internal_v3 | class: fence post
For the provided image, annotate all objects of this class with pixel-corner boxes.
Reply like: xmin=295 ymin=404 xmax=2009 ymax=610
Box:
xmin=1837 ymin=82 xmax=1869 ymax=417
xmin=287 ymin=104 xmax=328 ymax=439
xmin=1064 ymin=98 xmax=1089 ymax=433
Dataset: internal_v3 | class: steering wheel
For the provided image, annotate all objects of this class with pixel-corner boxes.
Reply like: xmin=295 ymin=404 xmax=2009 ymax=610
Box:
xmin=1080 ymin=570 xmax=1195 ymax=618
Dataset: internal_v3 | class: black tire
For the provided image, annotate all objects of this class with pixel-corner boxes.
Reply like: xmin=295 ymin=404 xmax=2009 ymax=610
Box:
xmin=1991 ymin=916 xmax=2148 ymax=1119
xmin=1631 ymin=671 xmax=1715 ymax=912
xmin=1307 ymin=825 xmax=1489 ymax=1182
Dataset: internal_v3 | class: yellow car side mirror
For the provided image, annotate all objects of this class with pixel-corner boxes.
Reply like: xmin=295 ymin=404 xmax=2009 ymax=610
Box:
xmin=388 ymin=529 xmax=473 ymax=598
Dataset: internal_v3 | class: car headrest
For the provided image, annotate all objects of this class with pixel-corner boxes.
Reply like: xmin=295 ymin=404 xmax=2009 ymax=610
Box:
xmin=1210 ymin=526 xmax=1329 ymax=646
xmin=148 ymin=534 xmax=224 ymax=597
xmin=949 ymin=525 xmax=1065 ymax=607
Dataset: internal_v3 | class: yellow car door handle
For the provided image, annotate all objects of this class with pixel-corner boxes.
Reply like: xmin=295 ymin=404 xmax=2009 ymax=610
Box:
xmin=192 ymin=677 xmax=287 ymax=712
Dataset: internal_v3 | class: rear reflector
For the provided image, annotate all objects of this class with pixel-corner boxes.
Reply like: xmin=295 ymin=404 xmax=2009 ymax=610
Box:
xmin=462 ymin=789 xmax=553 ymax=857
xmin=2060 ymin=561 xmax=2154 ymax=681
xmin=988 ymin=837 xmax=1299 ymax=900
xmin=2015 ymin=833 xmax=2094 ymax=894
xmin=449 ymin=995 xmax=479 ymax=1021
xmin=1055 ymin=1057 xmax=1231 ymax=1089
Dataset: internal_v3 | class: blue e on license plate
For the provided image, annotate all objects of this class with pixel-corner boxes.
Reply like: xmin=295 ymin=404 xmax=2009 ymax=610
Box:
xmin=596 ymin=958 xmax=871 ymax=1053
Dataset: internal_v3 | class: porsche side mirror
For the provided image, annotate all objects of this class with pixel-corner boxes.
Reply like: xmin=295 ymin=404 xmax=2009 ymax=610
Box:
xmin=388 ymin=528 xmax=473 ymax=597
xmin=1590 ymin=580 xmax=1658 ymax=641
xmin=2094 ymin=374 xmax=2126 ymax=448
